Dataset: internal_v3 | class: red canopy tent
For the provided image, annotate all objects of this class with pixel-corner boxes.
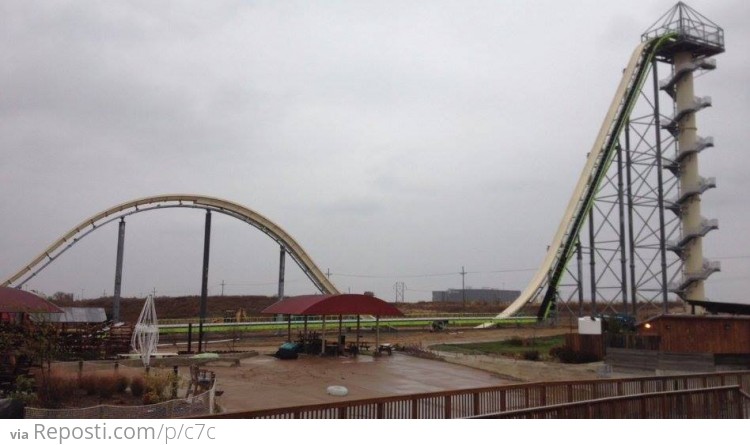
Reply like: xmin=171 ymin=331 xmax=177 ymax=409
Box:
xmin=262 ymin=294 xmax=403 ymax=317
xmin=262 ymin=294 xmax=403 ymax=355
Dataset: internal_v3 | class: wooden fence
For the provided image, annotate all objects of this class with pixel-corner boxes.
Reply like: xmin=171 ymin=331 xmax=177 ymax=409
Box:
xmin=202 ymin=370 xmax=750 ymax=419
xmin=474 ymin=386 xmax=749 ymax=418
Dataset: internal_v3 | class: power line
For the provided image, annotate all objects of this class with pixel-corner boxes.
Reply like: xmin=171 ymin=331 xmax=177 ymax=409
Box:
xmin=332 ymin=271 xmax=458 ymax=279
xmin=331 ymin=267 xmax=537 ymax=279
xmin=466 ymin=268 xmax=537 ymax=274
xmin=461 ymin=266 xmax=466 ymax=311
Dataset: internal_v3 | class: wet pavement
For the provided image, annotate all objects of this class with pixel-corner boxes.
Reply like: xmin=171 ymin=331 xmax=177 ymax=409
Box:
xmin=210 ymin=352 xmax=516 ymax=413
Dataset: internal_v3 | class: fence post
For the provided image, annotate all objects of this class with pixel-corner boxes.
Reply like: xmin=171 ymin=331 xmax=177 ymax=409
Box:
xmin=735 ymin=389 xmax=744 ymax=419
xmin=187 ymin=323 xmax=193 ymax=353
xmin=171 ymin=366 xmax=179 ymax=399
xmin=376 ymin=402 xmax=384 ymax=419
xmin=527 ymin=387 xmax=533 ymax=408
xmin=411 ymin=399 xmax=418 ymax=418
xmin=444 ymin=395 xmax=452 ymax=419
xmin=473 ymin=392 xmax=480 ymax=416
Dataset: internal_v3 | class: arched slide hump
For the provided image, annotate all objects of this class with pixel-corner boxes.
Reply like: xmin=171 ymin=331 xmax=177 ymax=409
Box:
xmin=2 ymin=194 xmax=339 ymax=295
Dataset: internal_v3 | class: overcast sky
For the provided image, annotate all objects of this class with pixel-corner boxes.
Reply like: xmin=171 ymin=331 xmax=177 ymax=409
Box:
xmin=1 ymin=0 xmax=749 ymax=306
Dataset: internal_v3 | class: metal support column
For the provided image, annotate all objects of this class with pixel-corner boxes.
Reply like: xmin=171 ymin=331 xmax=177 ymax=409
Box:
xmin=616 ymin=144 xmax=629 ymax=314
xmin=576 ymin=238 xmax=584 ymax=317
xmin=198 ymin=210 xmax=212 ymax=353
xmin=113 ymin=217 xmax=126 ymax=322
xmin=278 ymin=246 xmax=286 ymax=301
xmin=287 ymin=315 xmax=291 ymax=342
xmin=588 ymin=207 xmax=597 ymax=315
xmin=625 ymin=122 xmax=637 ymax=316
xmin=651 ymin=60 xmax=670 ymax=313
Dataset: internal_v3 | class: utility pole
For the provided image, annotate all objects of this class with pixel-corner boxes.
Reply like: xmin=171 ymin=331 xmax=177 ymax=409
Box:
xmin=461 ymin=266 xmax=467 ymax=312
xmin=221 ymin=280 xmax=225 ymax=296
xmin=393 ymin=282 xmax=406 ymax=303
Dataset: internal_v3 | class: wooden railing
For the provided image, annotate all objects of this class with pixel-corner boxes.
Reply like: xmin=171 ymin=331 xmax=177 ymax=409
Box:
xmin=473 ymin=385 xmax=748 ymax=419
xmin=742 ymin=390 xmax=750 ymax=418
xmin=201 ymin=370 xmax=750 ymax=419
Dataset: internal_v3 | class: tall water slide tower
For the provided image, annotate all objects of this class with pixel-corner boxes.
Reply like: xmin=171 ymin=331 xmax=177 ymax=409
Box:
xmin=649 ymin=3 xmax=725 ymax=306
xmin=543 ymin=3 xmax=726 ymax=320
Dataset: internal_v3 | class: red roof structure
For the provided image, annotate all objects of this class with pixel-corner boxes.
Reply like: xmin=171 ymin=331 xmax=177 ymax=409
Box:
xmin=0 ymin=287 xmax=63 ymax=314
xmin=261 ymin=294 xmax=403 ymax=317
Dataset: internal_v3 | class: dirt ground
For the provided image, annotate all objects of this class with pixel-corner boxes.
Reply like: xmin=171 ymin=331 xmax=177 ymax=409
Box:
xmin=150 ymin=325 xmax=647 ymax=414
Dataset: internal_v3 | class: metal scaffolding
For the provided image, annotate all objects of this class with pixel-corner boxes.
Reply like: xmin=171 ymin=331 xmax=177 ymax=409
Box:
xmin=556 ymin=2 xmax=724 ymax=320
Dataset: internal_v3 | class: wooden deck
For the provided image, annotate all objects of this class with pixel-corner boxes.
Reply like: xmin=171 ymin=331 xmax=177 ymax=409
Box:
xmin=198 ymin=370 xmax=750 ymax=419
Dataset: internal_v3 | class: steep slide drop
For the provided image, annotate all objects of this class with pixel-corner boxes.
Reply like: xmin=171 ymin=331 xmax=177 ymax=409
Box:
xmin=2 ymin=195 xmax=340 ymax=295
xmin=482 ymin=35 xmax=676 ymax=326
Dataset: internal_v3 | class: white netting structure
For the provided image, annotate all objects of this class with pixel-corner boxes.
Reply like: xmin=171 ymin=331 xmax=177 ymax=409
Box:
xmin=131 ymin=294 xmax=159 ymax=368
xmin=25 ymin=386 xmax=215 ymax=419
xmin=24 ymin=361 xmax=218 ymax=419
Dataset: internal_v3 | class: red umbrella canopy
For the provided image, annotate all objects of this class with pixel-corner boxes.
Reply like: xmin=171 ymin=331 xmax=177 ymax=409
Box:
xmin=262 ymin=294 xmax=403 ymax=317
xmin=0 ymin=287 xmax=63 ymax=314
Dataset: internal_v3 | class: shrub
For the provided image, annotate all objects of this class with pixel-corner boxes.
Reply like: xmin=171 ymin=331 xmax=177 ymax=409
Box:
xmin=10 ymin=374 xmax=38 ymax=406
xmin=13 ymin=374 xmax=36 ymax=393
xmin=37 ymin=372 xmax=77 ymax=409
xmin=141 ymin=370 xmax=181 ymax=404
xmin=79 ymin=374 xmax=98 ymax=395
xmin=144 ymin=372 xmax=169 ymax=400
xmin=523 ymin=350 xmax=540 ymax=361
xmin=505 ymin=336 xmax=524 ymax=347
xmin=96 ymin=374 xmax=120 ymax=399
xmin=549 ymin=346 xmax=599 ymax=364
xmin=130 ymin=376 xmax=145 ymax=397
xmin=115 ymin=374 xmax=130 ymax=393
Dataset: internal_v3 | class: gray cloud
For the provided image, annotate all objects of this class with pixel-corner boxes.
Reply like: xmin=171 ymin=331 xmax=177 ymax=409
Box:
xmin=1 ymin=0 xmax=748 ymax=306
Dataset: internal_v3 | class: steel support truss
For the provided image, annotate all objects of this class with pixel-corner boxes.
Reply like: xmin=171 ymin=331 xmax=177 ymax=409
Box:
xmin=555 ymin=49 xmax=721 ymax=321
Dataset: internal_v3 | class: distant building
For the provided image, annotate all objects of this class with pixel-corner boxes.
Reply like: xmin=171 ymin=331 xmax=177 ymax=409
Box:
xmin=40 ymin=307 xmax=108 ymax=324
xmin=432 ymin=288 xmax=520 ymax=304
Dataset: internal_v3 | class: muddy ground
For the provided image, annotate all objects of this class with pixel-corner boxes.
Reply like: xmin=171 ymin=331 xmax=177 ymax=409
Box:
xmin=150 ymin=325 xmax=647 ymax=413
